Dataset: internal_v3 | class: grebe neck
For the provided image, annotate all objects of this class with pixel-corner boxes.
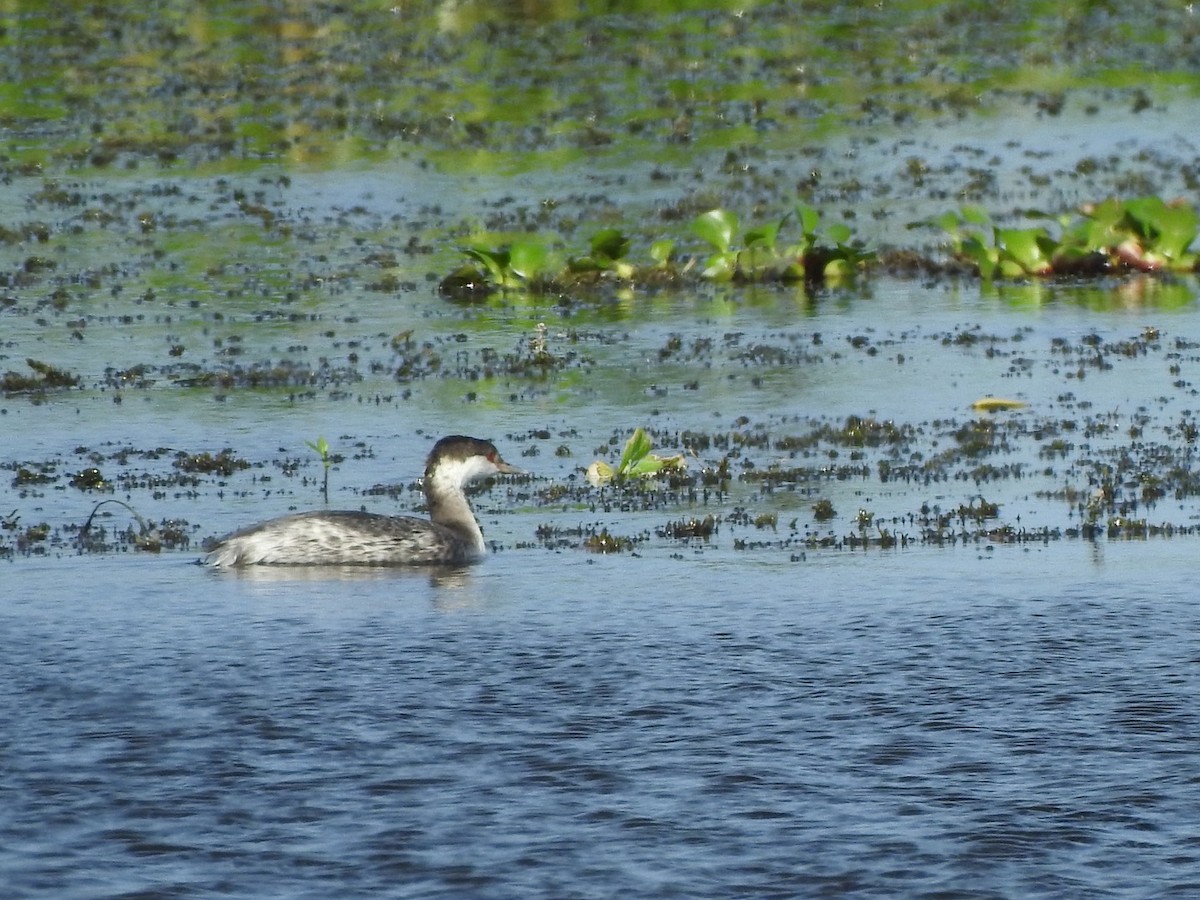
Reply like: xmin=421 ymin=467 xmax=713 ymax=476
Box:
xmin=423 ymin=456 xmax=490 ymax=557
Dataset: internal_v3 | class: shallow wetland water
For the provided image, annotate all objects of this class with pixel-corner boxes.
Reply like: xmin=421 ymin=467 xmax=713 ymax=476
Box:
xmin=4 ymin=1 xmax=1200 ymax=897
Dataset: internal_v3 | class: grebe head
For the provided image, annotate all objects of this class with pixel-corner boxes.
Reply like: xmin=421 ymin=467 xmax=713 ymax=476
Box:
xmin=424 ymin=435 xmax=524 ymax=493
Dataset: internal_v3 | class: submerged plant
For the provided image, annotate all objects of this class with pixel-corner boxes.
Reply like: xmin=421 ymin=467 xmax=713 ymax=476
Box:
xmin=586 ymin=427 xmax=687 ymax=487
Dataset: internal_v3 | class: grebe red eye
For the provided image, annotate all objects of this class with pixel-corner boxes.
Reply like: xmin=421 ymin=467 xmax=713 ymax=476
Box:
xmin=487 ymin=450 xmax=496 ymax=462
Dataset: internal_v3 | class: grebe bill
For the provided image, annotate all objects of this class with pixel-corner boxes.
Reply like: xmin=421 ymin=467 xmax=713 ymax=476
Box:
xmin=205 ymin=436 xmax=524 ymax=567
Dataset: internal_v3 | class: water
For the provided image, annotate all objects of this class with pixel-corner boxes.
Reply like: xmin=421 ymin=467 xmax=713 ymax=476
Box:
xmin=6 ymin=2 xmax=1200 ymax=895
xmin=3 ymin=545 xmax=1198 ymax=898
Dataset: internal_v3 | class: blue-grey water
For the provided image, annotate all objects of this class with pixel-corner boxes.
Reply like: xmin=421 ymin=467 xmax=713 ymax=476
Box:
xmin=4 ymin=545 xmax=1198 ymax=898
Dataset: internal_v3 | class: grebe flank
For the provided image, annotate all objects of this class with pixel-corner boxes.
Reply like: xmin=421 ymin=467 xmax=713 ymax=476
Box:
xmin=205 ymin=435 xmax=524 ymax=567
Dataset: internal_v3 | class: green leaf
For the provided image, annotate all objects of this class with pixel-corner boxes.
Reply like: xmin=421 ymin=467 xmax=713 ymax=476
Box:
xmin=743 ymin=220 xmax=780 ymax=251
xmin=700 ymin=252 xmax=736 ymax=281
xmin=996 ymin=227 xmax=1054 ymax=275
xmin=305 ymin=436 xmax=331 ymax=468
xmin=935 ymin=210 xmax=964 ymax=234
xmin=618 ymin=427 xmax=653 ymax=475
xmin=824 ymin=223 xmax=853 ymax=246
xmin=1131 ymin=198 xmax=1197 ymax=262
xmin=589 ymin=228 xmax=631 ymax=263
xmin=795 ymin=202 xmax=821 ymax=236
xmin=463 ymin=245 xmax=510 ymax=283
xmin=649 ymin=238 xmax=675 ymax=265
xmin=960 ymin=235 xmax=999 ymax=280
xmin=691 ymin=209 xmax=738 ymax=253
xmin=961 ymin=205 xmax=991 ymax=228
xmin=508 ymin=240 xmax=548 ymax=280
xmin=626 ymin=457 xmax=665 ymax=477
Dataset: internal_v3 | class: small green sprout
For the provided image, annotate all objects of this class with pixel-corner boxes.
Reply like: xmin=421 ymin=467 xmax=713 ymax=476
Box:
xmin=306 ymin=435 xmax=333 ymax=502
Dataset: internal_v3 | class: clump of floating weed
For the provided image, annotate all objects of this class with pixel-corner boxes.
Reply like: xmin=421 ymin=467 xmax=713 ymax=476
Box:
xmin=658 ymin=514 xmax=716 ymax=539
xmin=79 ymin=499 xmax=187 ymax=554
xmin=1 ymin=358 xmax=80 ymax=394
xmin=70 ymin=467 xmax=109 ymax=491
xmin=173 ymin=449 xmax=250 ymax=477
xmin=583 ymin=527 xmax=638 ymax=554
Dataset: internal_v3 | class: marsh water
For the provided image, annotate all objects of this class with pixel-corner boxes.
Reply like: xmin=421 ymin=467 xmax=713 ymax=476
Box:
xmin=5 ymin=1 xmax=1200 ymax=896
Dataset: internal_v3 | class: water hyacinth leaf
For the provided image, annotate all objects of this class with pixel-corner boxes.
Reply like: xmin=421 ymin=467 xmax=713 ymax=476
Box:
xmin=824 ymin=222 xmax=853 ymax=246
xmin=1122 ymin=196 xmax=1169 ymax=237
xmin=701 ymin=253 xmax=736 ymax=281
xmin=997 ymin=227 xmax=1054 ymax=275
xmin=796 ymin=202 xmax=820 ymax=236
xmin=464 ymin=246 xmax=510 ymax=283
xmin=508 ymin=240 xmax=548 ymax=280
xmin=961 ymin=205 xmax=991 ymax=228
xmin=590 ymin=228 xmax=631 ymax=263
xmin=692 ymin=208 xmax=738 ymax=253
xmin=1128 ymin=197 xmax=1197 ymax=262
xmin=823 ymin=257 xmax=855 ymax=279
xmin=743 ymin=220 xmax=780 ymax=251
xmin=618 ymin=427 xmax=653 ymax=475
xmin=960 ymin=235 xmax=999 ymax=279
xmin=936 ymin=210 xmax=964 ymax=235
xmin=1080 ymin=197 xmax=1126 ymax=251
xmin=649 ymin=238 xmax=675 ymax=265
xmin=625 ymin=456 xmax=665 ymax=477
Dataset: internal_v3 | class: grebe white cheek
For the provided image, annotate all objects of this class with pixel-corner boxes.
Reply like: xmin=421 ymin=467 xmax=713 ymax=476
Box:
xmin=204 ymin=435 xmax=525 ymax=567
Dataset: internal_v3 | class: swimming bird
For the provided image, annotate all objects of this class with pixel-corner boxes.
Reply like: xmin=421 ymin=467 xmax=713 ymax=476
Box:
xmin=205 ymin=435 xmax=523 ymax=567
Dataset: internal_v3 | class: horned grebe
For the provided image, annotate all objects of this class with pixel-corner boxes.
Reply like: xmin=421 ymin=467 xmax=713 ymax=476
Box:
xmin=205 ymin=435 xmax=524 ymax=567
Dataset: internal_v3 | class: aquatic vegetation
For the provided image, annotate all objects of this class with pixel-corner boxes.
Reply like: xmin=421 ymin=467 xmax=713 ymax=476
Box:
xmin=70 ymin=468 xmax=109 ymax=491
xmin=812 ymin=498 xmax=836 ymax=522
xmin=1 ymin=358 xmax=80 ymax=395
xmin=567 ymin=229 xmax=636 ymax=280
xmin=440 ymin=205 xmax=873 ymax=298
xmin=657 ymin=514 xmax=717 ymax=539
xmin=971 ymin=397 xmax=1029 ymax=412
xmin=305 ymin=436 xmax=335 ymax=502
xmin=586 ymin=427 xmax=687 ymax=487
xmin=583 ymin=527 xmax=638 ymax=554
xmin=174 ymin=450 xmax=251 ymax=478
xmin=937 ymin=197 xmax=1199 ymax=279
xmin=79 ymin=499 xmax=189 ymax=554
xmin=431 ymin=195 xmax=1200 ymax=298
xmin=466 ymin=240 xmax=553 ymax=288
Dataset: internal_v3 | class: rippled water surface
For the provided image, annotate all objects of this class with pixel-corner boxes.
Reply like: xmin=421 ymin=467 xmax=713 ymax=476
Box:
xmin=4 ymin=545 xmax=1200 ymax=898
